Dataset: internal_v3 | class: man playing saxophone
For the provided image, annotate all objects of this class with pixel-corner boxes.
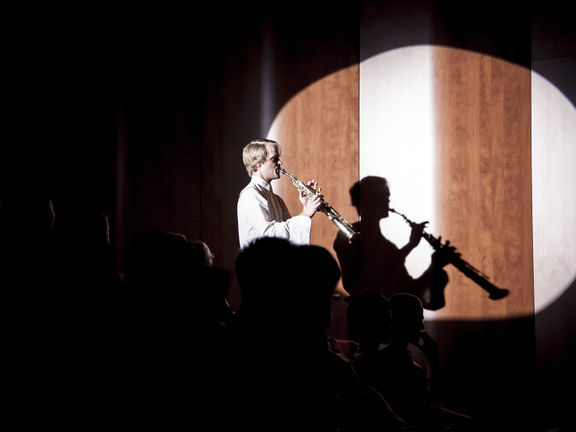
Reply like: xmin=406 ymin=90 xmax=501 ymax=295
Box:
xmin=237 ymin=138 xmax=323 ymax=249
xmin=333 ymin=176 xmax=450 ymax=310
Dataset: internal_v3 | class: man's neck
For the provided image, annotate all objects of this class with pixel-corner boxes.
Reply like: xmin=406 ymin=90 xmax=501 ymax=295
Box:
xmin=254 ymin=173 xmax=270 ymax=184
xmin=358 ymin=215 xmax=384 ymax=227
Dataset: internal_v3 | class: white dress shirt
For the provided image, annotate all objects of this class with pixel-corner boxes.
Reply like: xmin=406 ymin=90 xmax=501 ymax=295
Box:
xmin=237 ymin=175 xmax=311 ymax=249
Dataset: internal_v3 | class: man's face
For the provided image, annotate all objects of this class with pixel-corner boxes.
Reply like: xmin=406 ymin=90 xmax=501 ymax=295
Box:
xmin=383 ymin=191 xmax=391 ymax=218
xmin=360 ymin=189 xmax=390 ymax=219
xmin=257 ymin=144 xmax=282 ymax=183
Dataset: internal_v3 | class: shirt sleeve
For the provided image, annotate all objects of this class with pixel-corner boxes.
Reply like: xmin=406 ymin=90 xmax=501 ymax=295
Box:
xmin=237 ymin=187 xmax=311 ymax=249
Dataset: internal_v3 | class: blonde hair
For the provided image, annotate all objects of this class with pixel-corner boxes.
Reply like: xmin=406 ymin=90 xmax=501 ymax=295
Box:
xmin=242 ymin=138 xmax=280 ymax=177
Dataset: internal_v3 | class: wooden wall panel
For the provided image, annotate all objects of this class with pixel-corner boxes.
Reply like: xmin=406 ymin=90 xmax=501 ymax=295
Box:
xmin=433 ymin=47 xmax=534 ymax=319
xmin=268 ymin=65 xmax=359 ymax=290
xmin=266 ymin=47 xmax=534 ymax=319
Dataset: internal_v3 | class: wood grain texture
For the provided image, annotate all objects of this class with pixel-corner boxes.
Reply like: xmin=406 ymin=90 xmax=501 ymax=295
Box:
xmin=268 ymin=65 xmax=359 ymax=291
xmin=433 ymin=47 xmax=534 ymax=319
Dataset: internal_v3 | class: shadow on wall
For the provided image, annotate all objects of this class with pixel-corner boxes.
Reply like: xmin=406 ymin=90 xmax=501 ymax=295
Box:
xmin=326 ymin=174 xmax=574 ymax=431
xmin=328 ymin=274 xmax=575 ymax=430
xmin=422 ymin=279 xmax=575 ymax=432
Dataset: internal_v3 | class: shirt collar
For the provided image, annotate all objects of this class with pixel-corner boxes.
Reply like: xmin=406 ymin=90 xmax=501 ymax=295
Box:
xmin=251 ymin=174 xmax=273 ymax=191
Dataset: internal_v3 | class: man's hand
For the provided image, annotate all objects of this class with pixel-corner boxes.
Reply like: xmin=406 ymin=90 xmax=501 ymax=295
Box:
xmin=408 ymin=220 xmax=428 ymax=248
xmin=431 ymin=237 xmax=459 ymax=268
xmin=400 ymin=220 xmax=428 ymax=257
xmin=300 ymin=179 xmax=323 ymax=217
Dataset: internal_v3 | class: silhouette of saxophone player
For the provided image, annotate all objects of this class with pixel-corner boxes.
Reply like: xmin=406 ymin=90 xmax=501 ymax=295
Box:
xmin=333 ymin=176 xmax=451 ymax=310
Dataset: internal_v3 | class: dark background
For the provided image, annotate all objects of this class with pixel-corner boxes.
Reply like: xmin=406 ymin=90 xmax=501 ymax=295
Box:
xmin=3 ymin=1 xmax=575 ymax=430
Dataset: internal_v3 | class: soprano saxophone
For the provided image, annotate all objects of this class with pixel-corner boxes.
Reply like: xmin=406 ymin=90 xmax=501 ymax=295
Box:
xmin=279 ymin=168 xmax=359 ymax=243
xmin=390 ymin=208 xmax=509 ymax=300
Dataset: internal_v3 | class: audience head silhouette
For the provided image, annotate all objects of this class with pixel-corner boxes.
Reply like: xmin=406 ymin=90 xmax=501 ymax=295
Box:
xmin=389 ymin=293 xmax=425 ymax=345
xmin=235 ymin=237 xmax=340 ymax=325
xmin=234 ymin=237 xmax=295 ymax=308
xmin=123 ymin=230 xmax=197 ymax=288
xmin=190 ymin=240 xmax=215 ymax=267
xmin=346 ymin=289 xmax=391 ymax=346
xmin=294 ymin=243 xmax=341 ymax=330
xmin=121 ymin=230 xmax=229 ymax=319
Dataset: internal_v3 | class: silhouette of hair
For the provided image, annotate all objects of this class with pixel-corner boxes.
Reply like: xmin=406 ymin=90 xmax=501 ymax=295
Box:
xmin=122 ymin=230 xmax=200 ymax=289
xmin=294 ymin=244 xmax=341 ymax=329
xmin=297 ymin=244 xmax=341 ymax=296
xmin=389 ymin=293 xmax=425 ymax=343
xmin=190 ymin=240 xmax=215 ymax=267
xmin=346 ymin=289 xmax=391 ymax=343
xmin=349 ymin=176 xmax=389 ymax=210
xmin=234 ymin=236 xmax=295 ymax=305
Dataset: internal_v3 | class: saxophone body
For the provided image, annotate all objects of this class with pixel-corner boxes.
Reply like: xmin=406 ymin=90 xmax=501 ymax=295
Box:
xmin=279 ymin=168 xmax=359 ymax=243
xmin=389 ymin=208 xmax=509 ymax=300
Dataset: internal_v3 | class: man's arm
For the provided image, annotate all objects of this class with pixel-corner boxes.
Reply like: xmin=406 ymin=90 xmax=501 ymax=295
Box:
xmin=237 ymin=188 xmax=311 ymax=248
